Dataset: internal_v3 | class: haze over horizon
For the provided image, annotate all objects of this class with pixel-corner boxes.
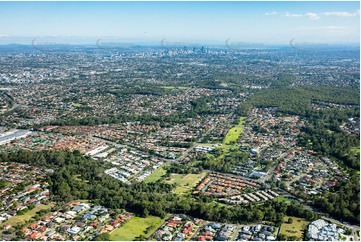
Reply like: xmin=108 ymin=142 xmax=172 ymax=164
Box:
xmin=0 ymin=1 xmax=360 ymax=45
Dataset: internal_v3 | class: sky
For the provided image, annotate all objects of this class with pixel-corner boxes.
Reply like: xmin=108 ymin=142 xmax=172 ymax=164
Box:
xmin=0 ymin=1 xmax=359 ymax=45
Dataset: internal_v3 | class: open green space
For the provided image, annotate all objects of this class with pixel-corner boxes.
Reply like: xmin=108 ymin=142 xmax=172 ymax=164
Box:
xmin=0 ymin=203 xmax=54 ymax=228
xmin=349 ymin=147 xmax=360 ymax=156
xmin=276 ymin=196 xmax=291 ymax=205
xmin=165 ymin=172 xmax=207 ymax=195
xmin=160 ymin=86 xmax=188 ymax=90
xmin=165 ymin=173 xmax=184 ymax=185
xmin=222 ymin=117 xmax=246 ymax=146
xmin=196 ymin=143 xmax=221 ymax=148
xmin=279 ymin=216 xmax=310 ymax=240
xmin=74 ymin=174 xmax=89 ymax=183
xmin=71 ymin=103 xmax=82 ymax=107
xmin=326 ymin=129 xmax=335 ymax=134
xmin=109 ymin=216 xmax=165 ymax=241
xmin=0 ymin=180 xmax=9 ymax=189
xmin=143 ymin=167 xmax=167 ymax=184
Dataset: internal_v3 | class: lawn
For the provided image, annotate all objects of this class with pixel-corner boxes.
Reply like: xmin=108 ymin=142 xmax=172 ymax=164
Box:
xmin=109 ymin=216 xmax=165 ymax=241
xmin=165 ymin=172 xmax=207 ymax=195
xmin=279 ymin=216 xmax=310 ymax=240
xmin=0 ymin=203 xmax=53 ymax=228
xmin=143 ymin=167 xmax=167 ymax=183
xmin=222 ymin=117 xmax=246 ymax=146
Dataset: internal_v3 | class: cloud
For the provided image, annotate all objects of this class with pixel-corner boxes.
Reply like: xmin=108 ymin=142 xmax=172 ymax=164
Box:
xmin=283 ymin=12 xmax=319 ymax=20
xmin=266 ymin=9 xmax=359 ymax=20
xmin=265 ymin=11 xmax=278 ymax=16
xmin=322 ymin=10 xmax=360 ymax=17
xmin=266 ymin=11 xmax=319 ymax=19
xmin=283 ymin=12 xmax=303 ymax=17
xmin=305 ymin=13 xmax=320 ymax=20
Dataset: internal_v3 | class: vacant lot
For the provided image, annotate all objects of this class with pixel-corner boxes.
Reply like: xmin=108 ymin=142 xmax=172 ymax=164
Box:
xmin=223 ymin=117 xmax=246 ymax=145
xmin=279 ymin=216 xmax=310 ymax=240
xmin=143 ymin=167 xmax=167 ymax=183
xmin=165 ymin=173 xmax=184 ymax=185
xmin=166 ymin=172 xmax=207 ymax=195
xmin=109 ymin=216 xmax=165 ymax=241
xmin=0 ymin=203 xmax=53 ymax=228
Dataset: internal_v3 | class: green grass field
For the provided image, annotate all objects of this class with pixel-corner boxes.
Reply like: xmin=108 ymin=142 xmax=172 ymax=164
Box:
xmin=71 ymin=103 xmax=82 ymax=107
xmin=109 ymin=216 xmax=165 ymax=241
xmin=0 ymin=203 xmax=53 ymax=228
xmin=160 ymin=86 xmax=188 ymax=90
xmin=349 ymin=147 xmax=360 ymax=156
xmin=276 ymin=196 xmax=291 ymax=205
xmin=196 ymin=143 xmax=221 ymax=148
xmin=279 ymin=216 xmax=310 ymax=240
xmin=222 ymin=117 xmax=246 ymax=146
xmin=74 ymin=174 xmax=89 ymax=183
xmin=326 ymin=129 xmax=334 ymax=134
xmin=143 ymin=167 xmax=167 ymax=183
xmin=166 ymin=172 xmax=207 ymax=195
xmin=165 ymin=173 xmax=184 ymax=185
xmin=173 ymin=172 xmax=208 ymax=195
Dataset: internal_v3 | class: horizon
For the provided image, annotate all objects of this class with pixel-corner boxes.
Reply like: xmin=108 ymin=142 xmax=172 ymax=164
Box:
xmin=0 ymin=36 xmax=360 ymax=48
xmin=0 ymin=1 xmax=359 ymax=45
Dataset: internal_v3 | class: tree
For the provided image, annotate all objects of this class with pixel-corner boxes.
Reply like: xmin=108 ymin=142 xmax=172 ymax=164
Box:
xmin=143 ymin=208 xmax=149 ymax=218
xmin=135 ymin=235 xmax=147 ymax=241
xmin=254 ymin=210 xmax=264 ymax=222
xmin=94 ymin=233 xmax=110 ymax=241
xmin=0 ymin=180 xmax=9 ymax=189
xmin=278 ymin=234 xmax=287 ymax=241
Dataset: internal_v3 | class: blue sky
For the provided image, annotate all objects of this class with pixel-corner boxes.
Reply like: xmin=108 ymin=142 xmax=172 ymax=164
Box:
xmin=0 ymin=1 xmax=359 ymax=45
